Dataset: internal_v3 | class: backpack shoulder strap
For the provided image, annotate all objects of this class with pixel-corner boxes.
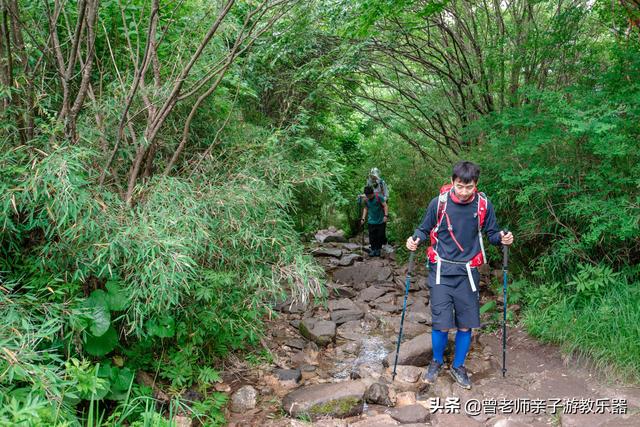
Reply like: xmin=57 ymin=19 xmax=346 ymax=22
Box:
xmin=477 ymin=192 xmax=488 ymax=229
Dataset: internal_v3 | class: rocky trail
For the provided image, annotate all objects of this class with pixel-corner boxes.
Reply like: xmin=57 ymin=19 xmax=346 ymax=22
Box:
xmin=223 ymin=228 xmax=640 ymax=426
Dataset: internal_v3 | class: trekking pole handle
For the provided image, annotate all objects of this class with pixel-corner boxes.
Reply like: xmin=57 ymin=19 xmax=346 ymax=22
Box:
xmin=502 ymin=229 xmax=509 ymax=269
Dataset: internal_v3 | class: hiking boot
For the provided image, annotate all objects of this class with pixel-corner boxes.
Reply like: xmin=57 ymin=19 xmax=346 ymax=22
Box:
xmin=449 ymin=365 xmax=472 ymax=389
xmin=422 ymin=360 xmax=443 ymax=384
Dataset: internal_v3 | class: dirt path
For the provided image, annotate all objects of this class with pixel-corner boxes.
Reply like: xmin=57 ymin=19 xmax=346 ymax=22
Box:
xmin=224 ymin=233 xmax=640 ymax=426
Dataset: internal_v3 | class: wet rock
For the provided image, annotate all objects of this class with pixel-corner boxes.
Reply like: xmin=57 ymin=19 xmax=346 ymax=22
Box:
xmin=326 ymin=282 xmax=357 ymax=299
xmin=560 ymin=412 xmax=618 ymax=427
xmin=395 ymin=391 xmax=417 ymax=407
xmin=312 ymin=247 xmax=343 ymax=258
xmin=383 ymin=333 xmax=432 ymax=367
xmin=315 ymin=227 xmax=347 ymax=243
xmin=355 ymin=361 xmax=384 ymax=381
xmin=275 ymin=298 xmax=308 ymax=314
xmin=329 ymin=298 xmax=364 ymax=325
xmin=284 ymin=338 xmax=306 ymax=351
xmin=388 ymin=404 xmax=430 ymax=424
xmin=364 ymin=383 xmax=394 ymax=406
xmin=372 ymin=302 xmax=401 ymax=313
xmin=430 ymin=375 xmax=453 ymax=398
xmin=289 ymin=319 xmax=301 ymax=329
xmin=335 ymin=340 xmax=361 ymax=356
xmin=383 ymin=318 xmax=430 ymax=339
xmin=332 ymin=262 xmax=393 ymax=285
xmin=431 ymin=413 xmax=483 ymax=426
xmin=274 ymin=368 xmax=302 ymax=384
xmin=349 ymin=414 xmax=399 ymax=427
xmin=390 ymin=365 xmax=423 ymax=383
xmin=281 ymin=381 xmax=367 ymax=419
xmin=336 ymin=253 xmax=362 ymax=266
xmin=299 ymin=318 xmax=336 ymax=346
xmin=358 ymin=285 xmax=389 ymax=302
xmin=340 ymin=242 xmax=361 ymax=251
xmin=230 ymin=385 xmax=258 ymax=413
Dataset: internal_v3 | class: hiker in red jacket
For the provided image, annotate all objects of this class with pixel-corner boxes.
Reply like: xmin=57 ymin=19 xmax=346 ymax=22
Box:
xmin=406 ymin=161 xmax=514 ymax=389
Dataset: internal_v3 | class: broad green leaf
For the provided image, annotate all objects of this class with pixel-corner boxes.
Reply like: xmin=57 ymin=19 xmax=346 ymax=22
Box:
xmin=84 ymin=326 xmax=118 ymax=356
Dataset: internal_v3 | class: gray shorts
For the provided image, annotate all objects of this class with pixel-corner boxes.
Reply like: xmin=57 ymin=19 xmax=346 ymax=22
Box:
xmin=427 ymin=267 xmax=480 ymax=331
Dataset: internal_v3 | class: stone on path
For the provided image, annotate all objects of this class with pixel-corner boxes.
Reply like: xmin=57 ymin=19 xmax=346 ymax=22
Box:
xmin=364 ymin=382 xmax=394 ymax=406
xmin=388 ymin=404 xmax=431 ymax=424
xmin=281 ymin=381 xmax=367 ymax=419
xmin=273 ymin=368 xmax=302 ymax=385
xmin=332 ymin=261 xmax=393 ymax=285
xmin=383 ymin=333 xmax=432 ymax=367
xmin=389 ymin=365 xmax=423 ymax=383
xmin=326 ymin=282 xmax=357 ymax=299
xmin=335 ymin=253 xmax=362 ymax=266
xmin=299 ymin=318 xmax=336 ymax=346
xmin=315 ymin=227 xmax=347 ymax=243
xmin=357 ymin=285 xmax=389 ymax=302
xmin=274 ymin=298 xmax=308 ymax=314
xmin=394 ymin=391 xmax=417 ymax=407
xmin=312 ymin=247 xmax=343 ymax=258
xmin=230 ymin=385 xmax=258 ymax=413
xmin=348 ymin=414 xmax=399 ymax=427
xmin=329 ymin=298 xmax=364 ymax=325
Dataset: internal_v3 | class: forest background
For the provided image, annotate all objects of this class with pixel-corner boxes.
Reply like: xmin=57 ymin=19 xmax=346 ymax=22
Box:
xmin=1 ymin=0 xmax=639 ymax=425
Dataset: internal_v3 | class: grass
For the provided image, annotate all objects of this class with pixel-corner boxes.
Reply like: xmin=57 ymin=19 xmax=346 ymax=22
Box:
xmin=522 ymin=279 xmax=640 ymax=384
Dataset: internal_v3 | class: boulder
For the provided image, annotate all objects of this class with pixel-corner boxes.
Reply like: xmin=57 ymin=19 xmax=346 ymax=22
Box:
xmin=364 ymin=383 xmax=394 ymax=406
xmin=315 ymin=227 xmax=347 ymax=243
xmin=312 ymin=247 xmax=343 ymax=258
xmin=349 ymin=414 xmax=399 ymax=427
xmin=332 ymin=262 xmax=393 ymax=285
xmin=329 ymin=298 xmax=364 ymax=325
xmin=383 ymin=333 xmax=431 ymax=367
xmin=357 ymin=285 xmax=390 ymax=302
xmin=230 ymin=385 xmax=258 ymax=413
xmin=299 ymin=318 xmax=336 ymax=346
xmin=388 ymin=404 xmax=431 ymax=424
xmin=281 ymin=381 xmax=367 ymax=419
xmin=336 ymin=253 xmax=363 ymax=266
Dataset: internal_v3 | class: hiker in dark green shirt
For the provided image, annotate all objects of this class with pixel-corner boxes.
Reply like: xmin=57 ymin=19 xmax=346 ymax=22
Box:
xmin=360 ymin=185 xmax=388 ymax=257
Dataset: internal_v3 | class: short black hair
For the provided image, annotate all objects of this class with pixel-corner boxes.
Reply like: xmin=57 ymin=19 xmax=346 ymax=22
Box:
xmin=364 ymin=185 xmax=374 ymax=195
xmin=452 ymin=161 xmax=480 ymax=183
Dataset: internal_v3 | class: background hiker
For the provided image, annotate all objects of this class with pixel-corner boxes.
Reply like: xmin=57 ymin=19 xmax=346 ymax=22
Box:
xmin=366 ymin=167 xmax=389 ymax=201
xmin=361 ymin=185 xmax=388 ymax=257
xmin=406 ymin=161 xmax=514 ymax=389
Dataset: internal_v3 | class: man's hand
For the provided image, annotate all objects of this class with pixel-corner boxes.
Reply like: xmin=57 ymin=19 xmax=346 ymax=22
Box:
xmin=500 ymin=231 xmax=514 ymax=246
xmin=383 ymin=215 xmax=388 ymax=223
xmin=406 ymin=236 xmax=420 ymax=251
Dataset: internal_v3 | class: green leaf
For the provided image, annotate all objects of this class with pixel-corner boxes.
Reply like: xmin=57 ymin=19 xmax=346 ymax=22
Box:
xmin=85 ymin=289 xmax=111 ymax=336
xmin=105 ymin=281 xmax=129 ymax=311
xmin=84 ymin=326 xmax=118 ymax=356
xmin=89 ymin=305 xmax=111 ymax=336
xmin=146 ymin=316 xmax=176 ymax=338
xmin=480 ymin=300 xmax=497 ymax=314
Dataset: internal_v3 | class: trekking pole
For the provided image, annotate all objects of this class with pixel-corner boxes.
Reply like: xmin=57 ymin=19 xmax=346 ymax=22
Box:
xmin=502 ymin=231 xmax=509 ymax=378
xmin=392 ymin=251 xmax=416 ymax=381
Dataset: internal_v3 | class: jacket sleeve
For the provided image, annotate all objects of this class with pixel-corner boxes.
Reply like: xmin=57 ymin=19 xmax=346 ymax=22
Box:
xmin=382 ymin=180 xmax=389 ymax=200
xmin=483 ymin=199 xmax=503 ymax=246
xmin=413 ymin=197 xmax=438 ymax=245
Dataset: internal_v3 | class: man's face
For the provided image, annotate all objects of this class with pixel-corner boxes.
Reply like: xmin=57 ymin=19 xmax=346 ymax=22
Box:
xmin=366 ymin=193 xmax=375 ymax=201
xmin=452 ymin=178 xmax=476 ymax=202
